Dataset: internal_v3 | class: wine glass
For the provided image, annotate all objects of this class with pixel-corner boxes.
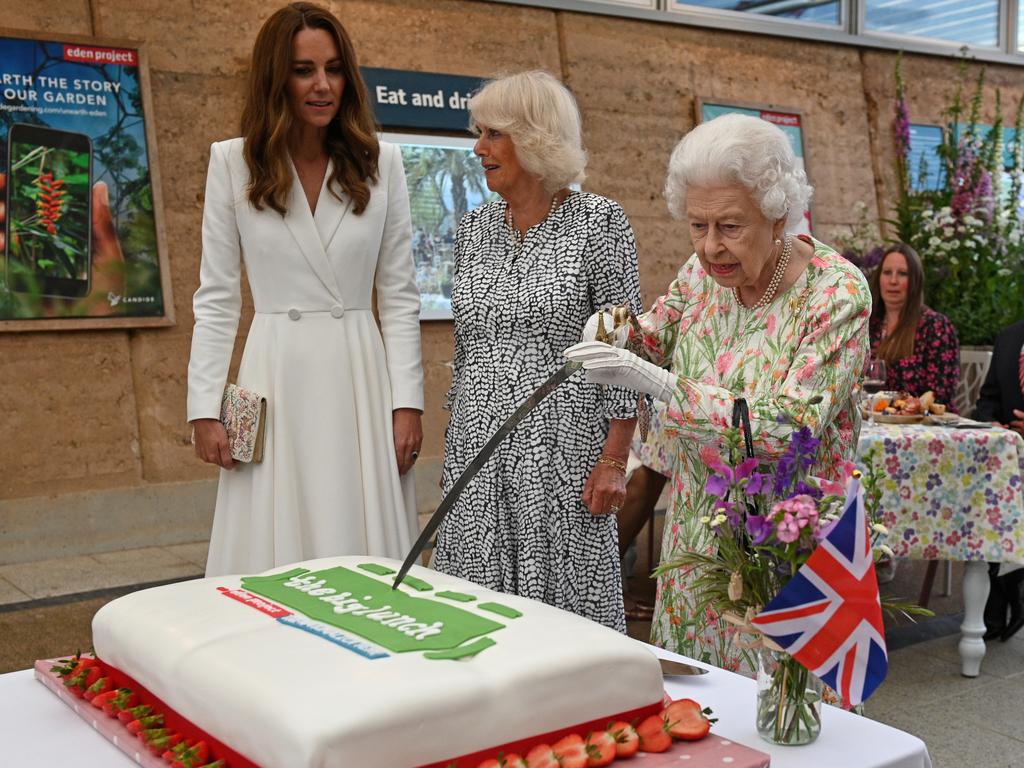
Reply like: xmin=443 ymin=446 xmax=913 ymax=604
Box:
xmin=862 ymin=358 xmax=888 ymax=422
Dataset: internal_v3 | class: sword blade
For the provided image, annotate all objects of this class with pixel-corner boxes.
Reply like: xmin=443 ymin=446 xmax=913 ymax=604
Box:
xmin=393 ymin=360 xmax=583 ymax=589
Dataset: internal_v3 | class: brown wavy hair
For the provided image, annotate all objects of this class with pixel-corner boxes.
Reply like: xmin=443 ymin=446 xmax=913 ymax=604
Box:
xmin=241 ymin=2 xmax=379 ymax=215
xmin=869 ymin=242 xmax=925 ymax=363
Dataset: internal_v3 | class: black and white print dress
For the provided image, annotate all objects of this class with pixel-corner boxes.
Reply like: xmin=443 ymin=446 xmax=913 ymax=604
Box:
xmin=435 ymin=192 xmax=642 ymax=632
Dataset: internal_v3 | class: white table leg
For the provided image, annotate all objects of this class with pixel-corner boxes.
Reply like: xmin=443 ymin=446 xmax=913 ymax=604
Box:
xmin=959 ymin=560 xmax=989 ymax=677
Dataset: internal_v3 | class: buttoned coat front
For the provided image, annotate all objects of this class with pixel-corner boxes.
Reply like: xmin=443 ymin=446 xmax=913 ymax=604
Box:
xmin=187 ymin=138 xmax=423 ymax=577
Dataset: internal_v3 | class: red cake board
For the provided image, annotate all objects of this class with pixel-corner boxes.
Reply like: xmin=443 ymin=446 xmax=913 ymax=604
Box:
xmin=36 ymin=658 xmax=770 ymax=768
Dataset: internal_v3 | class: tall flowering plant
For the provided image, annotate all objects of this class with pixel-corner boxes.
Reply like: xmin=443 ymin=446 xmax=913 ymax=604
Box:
xmin=891 ymin=54 xmax=1024 ymax=345
xmin=657 ymin=403 xmax=927 ymax=744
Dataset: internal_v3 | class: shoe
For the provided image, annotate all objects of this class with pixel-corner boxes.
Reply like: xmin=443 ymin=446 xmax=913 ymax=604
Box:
xmin=984 ymin=563 xmax=1008 ymax=641
xmin=1000 ymin=569 xmax=1024 ymax=642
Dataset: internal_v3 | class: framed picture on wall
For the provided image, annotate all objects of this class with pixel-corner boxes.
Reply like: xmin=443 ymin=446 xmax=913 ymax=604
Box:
xmin=382 ymin=131 xmax=497 ymax=322
xmin=0 ymin=30 xmax=173 ymax=331
xmin=696 ymin=99 xmax=814 ymax=235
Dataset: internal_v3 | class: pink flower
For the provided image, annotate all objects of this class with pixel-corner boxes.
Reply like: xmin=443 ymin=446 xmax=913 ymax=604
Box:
xmin=776 ymin=513 xmax=801 ymax=543
xmin=766 ymin=314 xmax=776 ymax=334
xmin=715 ymin=351 xmax=734 ymax=376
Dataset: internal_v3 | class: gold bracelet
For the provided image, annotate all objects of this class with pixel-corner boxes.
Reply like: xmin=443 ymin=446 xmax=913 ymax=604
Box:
xmin=596 ymin=455 xmax=627 ymax=473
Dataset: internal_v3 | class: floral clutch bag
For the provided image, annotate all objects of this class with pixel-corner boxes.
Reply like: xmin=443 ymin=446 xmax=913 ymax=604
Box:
xmin=220 ymin=384 xmax=267 ymax=463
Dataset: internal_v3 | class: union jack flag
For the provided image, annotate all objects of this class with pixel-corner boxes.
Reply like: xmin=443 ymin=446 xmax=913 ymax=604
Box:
xmin=750 ymin=477 xmax=888 ymax=706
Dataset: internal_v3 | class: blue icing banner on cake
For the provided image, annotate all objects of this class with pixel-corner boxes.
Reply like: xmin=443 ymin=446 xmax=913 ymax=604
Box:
xmin=241 ymin=566 xmax=505 ymax=655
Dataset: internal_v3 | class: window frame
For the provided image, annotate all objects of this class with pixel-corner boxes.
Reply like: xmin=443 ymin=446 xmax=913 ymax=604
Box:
xmin=483 ymin=0 xmax=1024 ymax=65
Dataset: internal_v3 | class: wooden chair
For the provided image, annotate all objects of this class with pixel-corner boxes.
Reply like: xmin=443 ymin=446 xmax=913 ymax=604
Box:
xmin=919 ymin=348 xmax=993 ymax=607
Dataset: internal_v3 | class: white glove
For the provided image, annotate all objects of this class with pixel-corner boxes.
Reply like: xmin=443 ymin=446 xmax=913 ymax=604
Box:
xmin=581 ymin=311 xmax=629 ymax=348
xmin=564 ymin=341 xmax=677 ymax=403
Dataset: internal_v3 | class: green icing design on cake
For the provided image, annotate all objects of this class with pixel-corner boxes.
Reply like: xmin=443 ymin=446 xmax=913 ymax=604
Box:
xmin=241 ymin=567 xmax=505 ymax=656
xmin=478 ymin=602 xmax=523 ymax=619
xmin=396 ymin=575 xmax=433 ymax=592
xmin=423 ymin=637 xmax=496 ymax=660
xmin=356 ymin=563 xmax=395 ymax=576
xmin=435 ymin=591 xmax=475 ymax=603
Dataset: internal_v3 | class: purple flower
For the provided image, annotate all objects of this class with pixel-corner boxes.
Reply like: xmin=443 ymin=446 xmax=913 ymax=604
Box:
xmin=746 ymin=514 xmax=773 ymax=545
xmin=773 ymin=427 xmax=820 ymax=496
xmin=894 ymin=97 xmax=911 ymax=160
xmin=705 ymin=471 xmax=731 ymax=499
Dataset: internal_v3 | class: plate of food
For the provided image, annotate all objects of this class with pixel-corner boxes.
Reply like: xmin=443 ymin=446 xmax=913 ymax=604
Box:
xmin=864 ymin=391 xmax=947 ymax=425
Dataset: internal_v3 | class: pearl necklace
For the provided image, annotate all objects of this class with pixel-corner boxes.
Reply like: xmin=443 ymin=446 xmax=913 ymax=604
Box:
xmin=506 ymin=193 xmax=561 ymax=252
xmin=734 ymin=234 xmax=793 ymax=310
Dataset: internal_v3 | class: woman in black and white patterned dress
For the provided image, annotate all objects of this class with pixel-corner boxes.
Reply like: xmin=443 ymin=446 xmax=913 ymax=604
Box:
xmin=435 ymin=71 xmax=642 ymax=631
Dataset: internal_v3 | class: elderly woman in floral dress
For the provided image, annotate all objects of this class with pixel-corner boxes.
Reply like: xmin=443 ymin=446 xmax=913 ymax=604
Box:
xmin=567 ymin=113 xmax=871 ymax=673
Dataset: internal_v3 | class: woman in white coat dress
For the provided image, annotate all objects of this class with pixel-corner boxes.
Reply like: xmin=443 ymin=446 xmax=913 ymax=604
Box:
xmin=188 ymin=2 xmax=424 ymax=577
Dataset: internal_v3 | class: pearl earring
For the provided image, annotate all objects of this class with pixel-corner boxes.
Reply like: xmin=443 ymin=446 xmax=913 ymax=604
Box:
xmin=774 ymin=238 xmax=782 ymax=246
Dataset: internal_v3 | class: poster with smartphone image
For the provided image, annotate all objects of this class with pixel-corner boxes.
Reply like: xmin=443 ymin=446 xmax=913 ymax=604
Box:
xmin=0 ymin=32 xmax=172 ymax=330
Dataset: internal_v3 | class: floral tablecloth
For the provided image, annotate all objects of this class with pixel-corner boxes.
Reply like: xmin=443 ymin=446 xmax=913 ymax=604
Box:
xmin=857 ymin=423 xmax=1024 ymax=564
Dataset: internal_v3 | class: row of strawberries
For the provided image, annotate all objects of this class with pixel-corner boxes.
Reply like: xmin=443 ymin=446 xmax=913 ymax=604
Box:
xmin=472 ymin=697 xmax=717 ymax=768
xmin=51 ymin=652 xmax=225 ymax=768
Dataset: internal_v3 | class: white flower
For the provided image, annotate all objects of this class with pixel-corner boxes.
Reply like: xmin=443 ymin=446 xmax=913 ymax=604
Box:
xmin=699 ymin=515 xmax=711 ymax=525
xmin=871 ymin=523 xmax=889 ymax=535
xmin=998 ymin=268 xmax=1012 ymax=276
xmin=876 ymin=544 xmax=895 ymax=558
xmin=928 ymin=236 xmax=942 ymax=247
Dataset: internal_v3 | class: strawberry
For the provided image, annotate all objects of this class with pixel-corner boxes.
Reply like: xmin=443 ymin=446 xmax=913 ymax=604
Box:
xmin=103 ymin=688 xmax=138 ymax=716
xmin=524 ymin=743 xmax=560 ymax=768
xmin=118 ymin=704 xmax=153 ymax=724
xmin=476 ymin=760 xmax=502 ymax=768
xmin=552 ymin=734 xmax=588 ymax=768
xmin=65 ymin=665 xmax=101 ymax=697
xmin=584 ymin=730 xmax=616 ymax=767
xmin=50 ymin=652 xmax=92 ymax=678
xmin=636 ymin=714 xmax=672 ymax=753
xmin=195 ymin=762 xmax=226 ymax=768
xmin=127 ymin=713 xmax=164 ymax=734
xmin=501 ymin=754 xmax=526 ymax=767
xmin=83 ymin=676 xmax=113 ymax=701
xmin=90 ymin=689 xmax=119 ymax=710
xmin=138 ymin=727 xmax=182 ymax=754
xmin=169 ymin=740 xmax=210 ymax=768
xmin=664 ymin=699 xmax=717 ymax=741
xmin=606 ymin=721 xmax=639 ymax=758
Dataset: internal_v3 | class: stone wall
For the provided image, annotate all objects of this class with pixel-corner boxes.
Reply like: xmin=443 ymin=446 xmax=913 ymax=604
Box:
xmin=2 ymin=0 xmax=1021 ymax=560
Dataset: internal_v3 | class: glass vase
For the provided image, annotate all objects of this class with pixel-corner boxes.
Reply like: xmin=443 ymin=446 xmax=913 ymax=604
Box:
xmin=755 ymin=648 xmax=823 ymax=746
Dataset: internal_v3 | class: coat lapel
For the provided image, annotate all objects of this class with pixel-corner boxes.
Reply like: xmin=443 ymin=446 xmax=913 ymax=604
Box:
xmin=314 ymin=158 xmax=352 ymax=251
xmin=282 ymin=158 xmax=343 ymax=300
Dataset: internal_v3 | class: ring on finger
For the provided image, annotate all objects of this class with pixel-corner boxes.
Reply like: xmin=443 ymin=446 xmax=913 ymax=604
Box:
xmin=411 ymin=450 xmax=419 ymax=461
xmin=609 ymin=504 xmax=621 ymax=514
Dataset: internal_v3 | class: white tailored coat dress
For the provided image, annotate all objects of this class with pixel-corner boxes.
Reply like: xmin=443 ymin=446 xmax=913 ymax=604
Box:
xmin=187 ymin=138 xmax=424 ymax=577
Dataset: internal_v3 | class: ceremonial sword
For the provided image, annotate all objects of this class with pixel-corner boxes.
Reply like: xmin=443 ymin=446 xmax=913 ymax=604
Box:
xmin=392 ymin=359 xmax=583 ymax=589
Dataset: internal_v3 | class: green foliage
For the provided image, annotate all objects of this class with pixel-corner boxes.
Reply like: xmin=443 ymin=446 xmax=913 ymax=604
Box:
xmin=890 ymin=56 xmax=1024 ymax=346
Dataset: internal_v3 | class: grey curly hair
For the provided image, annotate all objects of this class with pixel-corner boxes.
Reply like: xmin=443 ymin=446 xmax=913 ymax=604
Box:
xmin=664 ymin=112 xmax=812 ymax=229
xmin=468 ymin=70 xmax=587 ymax=193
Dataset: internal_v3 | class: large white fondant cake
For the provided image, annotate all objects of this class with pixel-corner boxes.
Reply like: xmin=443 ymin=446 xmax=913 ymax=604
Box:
xmin=91 ymin=556 xmax=664 ymax=768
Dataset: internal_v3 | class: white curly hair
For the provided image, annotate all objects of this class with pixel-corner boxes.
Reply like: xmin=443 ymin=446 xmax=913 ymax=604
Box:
xmin=468 ymin=70 xmax=587 ymax=192
xmin=664 ymin=113 xmax=812 ymax=229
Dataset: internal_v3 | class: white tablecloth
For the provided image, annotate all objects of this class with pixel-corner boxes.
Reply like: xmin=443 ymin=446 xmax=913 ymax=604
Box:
xmin=0 ymin=647 xmax=931 ymax=768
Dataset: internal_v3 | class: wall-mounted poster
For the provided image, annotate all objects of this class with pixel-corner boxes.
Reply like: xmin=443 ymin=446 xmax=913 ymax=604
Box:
xmin=698 ymin=99 xmax=813 ymax=235
xmin=384 ymin=132 xmax=496 ymax=321
xmin=0 ymin=31 xmax=172 ymax=331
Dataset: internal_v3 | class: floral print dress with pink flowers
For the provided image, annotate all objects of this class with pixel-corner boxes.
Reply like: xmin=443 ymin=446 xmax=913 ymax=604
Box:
xmin=634 ymin=237 xmax=871 ymax=674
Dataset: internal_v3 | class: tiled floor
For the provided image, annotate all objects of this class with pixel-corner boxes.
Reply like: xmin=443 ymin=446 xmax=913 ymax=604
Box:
xmin=0 ymin=542 xmax=207 ymax=604
xmin=2 ymin=538 xmax=1023 ymax=767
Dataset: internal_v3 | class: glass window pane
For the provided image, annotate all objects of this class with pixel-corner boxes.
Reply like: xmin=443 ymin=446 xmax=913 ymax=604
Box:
xmin=865 ymin=0 xmax=998 ymax=47
xmin=1019 ymin=6 xmax=1024 ymax=51
xmin=672 ymin=1 xmax=841 ymax=26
